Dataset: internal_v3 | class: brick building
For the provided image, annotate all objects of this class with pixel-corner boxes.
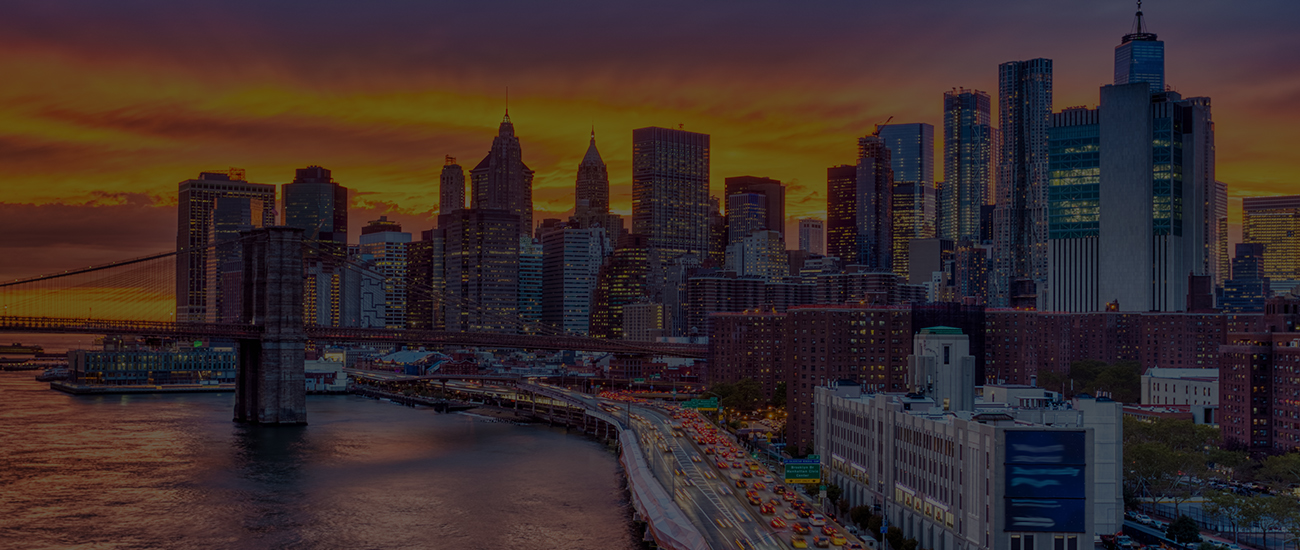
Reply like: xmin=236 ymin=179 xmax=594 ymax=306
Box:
xmin=707 ymin=311 xmax=785 ymax=400
xmin=1219 ymin=331 xmax=1300 ymax=454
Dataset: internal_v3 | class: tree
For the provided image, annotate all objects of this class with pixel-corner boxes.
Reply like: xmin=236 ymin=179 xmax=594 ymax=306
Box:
xmin=1123 ymin=416 xmax=1221 ymax=514
xmin=772 ymin=381 xmax=787 ymax=408
xmin=867 ymin=515 xmax=883 ymax=541
xmin=1204 ymin=490 xmax=1263 ymax=544
xmin=849 ymin=505 xmax=873 ymax=530
xmin=1165 ymin=515 xmax=1201 ymax=544
xmin=1259 ymin=452 xmax=1300 ymax=490
xmin=826 ymin=483 xmax=843 ymax=506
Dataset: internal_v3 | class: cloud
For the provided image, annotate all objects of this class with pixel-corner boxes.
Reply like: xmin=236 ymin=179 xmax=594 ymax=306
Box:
xmin=0 ymin=198 xmax=174 ymax=281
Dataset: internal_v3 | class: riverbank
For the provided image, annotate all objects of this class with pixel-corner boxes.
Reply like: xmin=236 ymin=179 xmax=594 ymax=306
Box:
xmin=50 ymin=381 xmax=234 ymax=394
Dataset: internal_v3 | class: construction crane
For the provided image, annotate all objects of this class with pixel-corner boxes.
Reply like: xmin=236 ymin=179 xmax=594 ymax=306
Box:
xmin=872 ymin=116 xmax=894 ymax=137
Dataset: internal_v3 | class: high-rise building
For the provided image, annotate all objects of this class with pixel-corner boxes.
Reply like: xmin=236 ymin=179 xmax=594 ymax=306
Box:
xmin=591 ymin=234 xmax=651 ymax=339
xmin=404 ymin=229 xmax=445 ymax=330
xmin=470 ymin=113 xmax=534 ymax=237
xmin=576 ymin=129 xmax=609 ymax=217
xmin=826 ymin=165 xmax=858 ymax=263
xmin=518 ymin=236 xmax=543 ymax=333
xmin=798 ymin=218 xmax=824 ymax=255
xmin=725 ymin=230 xmax=788 ymax=282
xmin=208 ymin=197 xmax=265 ymax=323
xmin=1046 ymin=107 xmax=1101 ymax=312
xmin=1221 ymin=243 xmax=1271 ymax=313
xmin=1114 ymin=6 xmax=1165 ymax=94
xmin=541 ymin=224 xmax=610 ymax=335
xmin=941 ymin=89 xmax=993 ymax=241
xmin=358 ymin=216 xmax=412 ymax=329
xmin=282 ymin=165 xmax=348 ymax=249
xmin=622 ymin=301 xmax=665 ymax=342
xmin=631 ymin=127 xmax=711 ymax=266
xmin=856 ymin=135 xmax=893 ymax=272
xmin=726 ymin=192 xmax=768 ymax=244
xmin=440 ymin=156 xmax=465 ymax=215
xmin=442 ymin=209 xmax=521 ymax=333
xmin=881 ymin=123 xmax=936 ymax=279
xmin=176 ymin=170 xmax=275 ymax=322
xmin=724 ymin=176 xmax=785 ymax=239
xmin=1243 ymin=195 xmax=1300 ymax=283
xmin=1214 ymin=181 xmax=1230 ymax=288
xmin=1098 ymin=85 xmax=1215 ymax=312
xmin=992 ymin=58 xmax=1053 ymax=308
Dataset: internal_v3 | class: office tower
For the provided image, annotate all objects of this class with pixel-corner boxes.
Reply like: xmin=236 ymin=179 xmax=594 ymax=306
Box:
xmin=724 ymin=176 xmax=785 ymax=238
xmin=1243 ymin=195 xmax=1300 ymax=283
xmin=575 ymin=129 xmax=609 ymax=217
xmin=282 ymin=166 xmax=348 ymax=250
xmin=992 ymin=58 xmax=1052 ymax=308
xmin=880 ymin=123 xmax=935 ymax=279
xmin=1221 ymin=243 xmax=1270 ymax=313
xmin=941 ymin=89 xmax=993 ymax=241
xmin=826 ymin=164 xmax=858 ymax=263
xmin=1046 ymin=107 xmax=1101 ymax=312
xmin=1097 ymin=84 xmax=1215 ymax=312
xmin=518 ymin=236 xmax=543 ymax=333
xmin=358 ymin=216 xmax=411 ymax=329
xmin=726 ymin=192 xmax=767 ymax=244
xmin=590 ymin=234 xmax=651 ymax=339
xmin=708 ymin=197 xmax=727 ymax=266
xmin=856 ymin=135 xmax=893 ymax=271
xmin=176 ymin=170 xmax=275 ymax=322
xmin=470 ymin=113 xmax=534 ymax=237
xmin=208 ymin=197 xmax=265 ymax=323
xmin=439 ymin=156 xmax=465 ymax=214
xmin=541 ymin=224 xmax=610 ymax=335
xmin=1114 ymin=5 xmax=1164 ymax=94
xmin=623 ymin=301 xmax=665 ymax=342
xmin=798 ymin=219 xmax=824 ymax=255
xmin=1214 ymin=181 xmax=1229 ymax=287
xmin=724 ymin=230 xmax=788 ymax=282
xmin=405 ymin=229 xmax=445 ymax=330
xmin=442 ymin=209 xmax=521 ymax=333
xmin=631 ymin=127 xmax=711 ymax=266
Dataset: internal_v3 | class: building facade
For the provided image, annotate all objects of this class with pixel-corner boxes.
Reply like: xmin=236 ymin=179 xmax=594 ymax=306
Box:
xmin=1243 ymin=195 xmax=1300 ymax=283
xmin=1046 ymin=107 xmax=1101 ymax=312
xmin=440 ymin=156 xmax=465 ymax=214
xmin=442 ymin=209 xmax=521 ymax=333
xmin=176 ymin=170 xmax=276 ymax=322
xmin=541 ymin=225 xmax=609 ymax=335
xmin=358 ymin=217 xmax=411 ymax=329
xmin=992 ymin=59 xmax=1053 ymax=308
xmin=799 ymin=218 xmax=825 ymax=255
xmin=724 ymin=176 xmax=785 ymax=239
xmin=941 ymin=89 xmax=993 ymax=242
xmin=470 ymin=113 xmax=534 ymax=237
xmin=632 ymin=127 xmax=711 ymax=265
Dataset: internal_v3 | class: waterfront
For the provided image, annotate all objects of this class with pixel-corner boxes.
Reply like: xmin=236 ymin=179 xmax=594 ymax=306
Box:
xmin=0 ymin=372 xmax=636 ymax=550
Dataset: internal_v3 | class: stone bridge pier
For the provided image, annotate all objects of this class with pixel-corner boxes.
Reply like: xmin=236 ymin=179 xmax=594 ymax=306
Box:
xmin=234 ymin=227 xmax=307 ymax=424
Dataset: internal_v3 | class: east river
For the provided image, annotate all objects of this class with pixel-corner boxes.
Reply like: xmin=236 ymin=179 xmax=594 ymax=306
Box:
xmin=0 ymin=372 xmax=637 ymax=550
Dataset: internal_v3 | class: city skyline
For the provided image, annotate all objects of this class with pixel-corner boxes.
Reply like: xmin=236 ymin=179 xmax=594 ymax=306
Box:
xmin=1 ymin=1 xmax=1298 ymax=281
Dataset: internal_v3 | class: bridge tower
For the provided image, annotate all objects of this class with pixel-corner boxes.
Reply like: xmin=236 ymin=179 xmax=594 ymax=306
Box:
xmin=234 ymin=227 xmax=308 ymax=424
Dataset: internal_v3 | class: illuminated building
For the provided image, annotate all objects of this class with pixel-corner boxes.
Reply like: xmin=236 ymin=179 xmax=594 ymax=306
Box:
xmin=541 ymin=224 xmax=609 ymax=335
xmin=1114 ymin=5 xmax=1164 ymax=94
xmin=992 ymin=58 xmax=1052 ymax=308
xmin=1221 ymin=243 xmax=1270 ymax=313
xmin=726 ymin=192 xmax=767 ymax=245
xmin=470 ymin=112 xmax=534 ymax=237
xmin=856 ymin=135 xmax=893 ymax=272
xmin=632 ymin=127 xmax=710 ymax=265
xmin=518 ymin=236 xmax=542 ymax=333
xmin=573 ymin=130 xmax=624 ymax=238
xmin=176 ymin=169 xmax=275 ymax=322
xmin=724 ymin=176 xmax=785 ymax=239
xmin=1220 ymin=330 xmax=1300 ymax=453
xmin=1045 ymin=107 xmax=1100 ymax=312
xmin=880 ymin=123 xmax=935 ymax=279
xmin=283 ymin=166 xmax=349 ymax=325
xmin=590 ymin=233 xmax=651 ymax=339
xmin=442 ymin=209 xmax=520 ymax=333
xmin=798 ymin=218 xmax=824 ymax=255
xmin=358 ymin=216 xmax=411 ymax=329
xmin=707 ymin=310 xmax=785 ymax=399
xmin=1243 ymin=195 xmax=1300 ymax=282
xmin=208 ymin=196 xmax=266 ymax=323
xmin=622 ymin=301 xmax=665 ymax=342
xmin=826 ymin=164 xmax=858 ymax=263
xmin=725 ymin=230 xmax=788 ymax=283
xmin=404 ymin=229 xmax=444 ymax=330
xmin=941 ymin=89 xmax=993 ymax=242
xmin=439 ymin=156 xmax=465 ymax=214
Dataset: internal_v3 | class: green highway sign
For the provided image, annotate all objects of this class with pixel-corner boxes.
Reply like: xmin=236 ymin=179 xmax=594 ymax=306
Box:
xmin=633 ymin=378 xmax=646 ymax=383
xmin=681 ymin=397 xmax=719 ymax=411
xmin=784 ymin=461 xmax=820 ymax=484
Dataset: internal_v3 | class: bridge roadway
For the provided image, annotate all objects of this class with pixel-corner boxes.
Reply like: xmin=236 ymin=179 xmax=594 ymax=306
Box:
xmin=0 ymin=316 xmax=706 ymax=358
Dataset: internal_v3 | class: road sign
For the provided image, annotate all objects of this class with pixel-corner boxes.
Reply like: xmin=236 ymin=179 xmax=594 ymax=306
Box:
xmin=633 ymin=378 xmax=646 ymax=383
xmin=784 ymin=459 xmax=820 ymax=484
xmin=682 ymin=397 xmax=719 ymax=411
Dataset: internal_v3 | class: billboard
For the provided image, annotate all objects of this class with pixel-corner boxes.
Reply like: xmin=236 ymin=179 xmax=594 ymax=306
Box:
xmin=1003 ymin=430 xmax=1087 ymax=533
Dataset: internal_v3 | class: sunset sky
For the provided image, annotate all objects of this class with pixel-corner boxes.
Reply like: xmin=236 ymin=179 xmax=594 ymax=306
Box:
xmin=1 ymin=0 xmax=1297 ymax=281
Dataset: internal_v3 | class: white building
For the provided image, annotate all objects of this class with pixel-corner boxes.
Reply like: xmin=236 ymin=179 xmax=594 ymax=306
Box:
xmin=814 ymin=331 xmax=1123 ymax=550
xmin=799 ymin=218 xmax=825 ymax=255
xmin=1140 ymin=367 xmax=1218 ymax=406
xmin=725 ymin=230 xmax=788 ymax=282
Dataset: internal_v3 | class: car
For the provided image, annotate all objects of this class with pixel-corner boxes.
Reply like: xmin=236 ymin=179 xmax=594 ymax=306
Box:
xmin=771 ymin=517 xmax=788 ymax=529
xmin=820 ymin=525 xmax=837 ymax=536
xmin=749 ymin=496 xmax=764 ymax=506
xmin=790 ymin=535 xmax=809 ymax=548
xmin=742 ymin=470 xmax=754 ymax=478
xmin=763 ymin=475 xmax=776 ymax=484
xmin=717 ymin=461 xmax=729 ymax=469
xmin=760 ymin=503 xmax=775 ymax=515
xmin=792 ymin=522 xmax=811 ymax=535
xmin=846 ymin=543 xmax=864 ymax=550
xmin=692 ymin=455 xmax=703 ymax=463
xmin=736 ymin=479 xmax=747 ymax=488
xmin=773 ymin=485 xmax=787 ymax=494
xmin=830 ymin=533 xmax=847 ymax=546
xmin=813 ymin=536 xmax=831 ymax=548
xmin=733 ymin=461 xmax=743 ymax=468
xmin=752 ymin=482 xmax=766 ymax=491
xmin=1134 ymin=514 xmax=1152 ymax=525
xmin=811 ymin=514 xmax=828 ymax=526
xmin=782 ymin=508 xmax=797 ymax=520
xmin=797 ymin=508 xmax=812 ymax=518
xmin=746 ymin=489 xmax=760 ymax=499
xmin=783 ymin=492 xmax=796 ymax=502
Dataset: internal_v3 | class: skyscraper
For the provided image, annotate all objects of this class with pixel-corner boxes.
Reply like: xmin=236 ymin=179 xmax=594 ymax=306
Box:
xmin=518 ymin=236 xmax=543 ymax=333
xmin=208 ymin=197 xmax=265 ymax=323
xmin=880 ymin=123 xmax=936 ymax=278
xmin=442 ymin=209 xmax=521 ymax=333
xmin=541 ymin=224 xmax=610 ymax=335
xmin=176 ymin=170 xmax=275 ymax=322
xmin=1045 ymin=107 xmax=1101 ymax=312
xmin=591 ymin=233 xmax=651 ymax=339
xmin=856 ymin=135 xmax=893 ymax=271
xmin=632 ymin=127 xmax=711 ymax=265
xmin=405 ymin=229 xmax=445 ymax=331
xmin=1114 ymin=6 xmax=1165 ymax=94
xmin=282 ymin=165 xmax=348 ymax=249
xmin=1214 ymin=181 xmax=1230 ymax=288
xmin=941 ymin=89 xmax=993 ymax=241
xmin=440 ymin=156 xmax=465 ymax=215
xmin=575 ymin=129 xmax=609 ymax=220
xmin=992 ymin=58 xmax=1053 ymax=308
xmin=1221 ymin=243 xmax=1270 ymax=313
xmin=358 ymin=216 xmax=411 ymax=329
xmin=798 ymin=218 xmax=824 ymax=255
xmin=471 ymin=112 xmax=534 ymax=236
xmin=724 ymin=176 xmax=785 ymax=239
xmin=826 ymin=165 xmax=858 ymax=263
xmin=726 ymin=192 xmax=768 ymax=245
xmin=1243 ymin=195 xmax=1300 ymax=283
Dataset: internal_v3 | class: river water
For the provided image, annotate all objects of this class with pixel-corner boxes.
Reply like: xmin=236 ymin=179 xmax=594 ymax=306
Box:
xmin=0 ymin=372 xmax=636 ymax=550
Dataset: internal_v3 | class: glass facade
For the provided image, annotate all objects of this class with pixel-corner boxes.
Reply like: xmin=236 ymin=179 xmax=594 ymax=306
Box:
xmin=1047 ymin=117 xmax=1100 ymax=239
xmin=1243 ymin=195 xmax=1300 ymax=281
xmin=1114 ymin=39 xmax=1164 ymax=95
xmin=941 ymin=89 xmax=992 ymax=242
xmin=826 ymin=165 xmax=858 ymax=263
xmin=631 ymin=127 xmax=711 ymax=264
xmin=1151 ymin=101 xmax=1185 ymax=237
xmin=726 ymin=192 xmax=767 ymax=244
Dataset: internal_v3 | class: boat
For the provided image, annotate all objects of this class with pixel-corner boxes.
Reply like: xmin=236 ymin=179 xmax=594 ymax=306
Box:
xmin=36 ymin=367 xmax=70 ymax=382
xmin=0 ymin=343 xmax=44 ymax=354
